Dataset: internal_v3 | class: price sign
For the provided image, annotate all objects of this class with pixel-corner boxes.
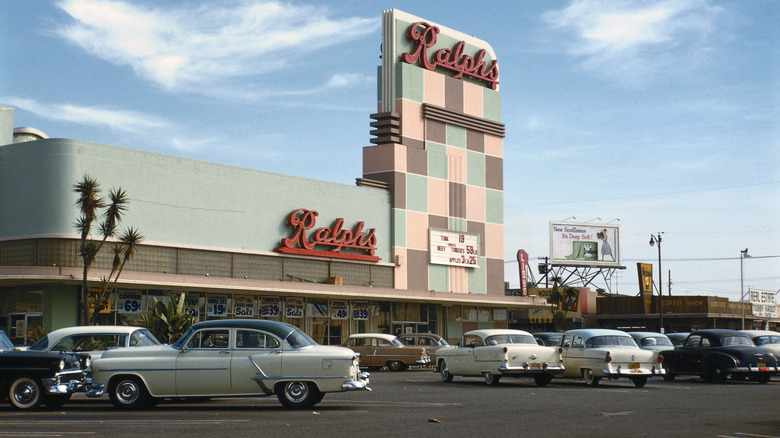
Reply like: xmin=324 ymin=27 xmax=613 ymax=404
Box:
xmin=330 ymin=300 xmax=348 ymax=320
xmin=352 ymin=300 xmax=369 ymax=320
xmin=207 ymin=295 xmax=228 ymax=317
xmin=429 ymin=229 xmax=480 ymax=267
xmin=234 ymin=295 xmax=255 ymax=318
xmin=260 ymin=296 xmax=280 ymax=317
xmin=183 ymin=297 xmax=201 ymax=320
xmin=285 ymin=297 xmax=304 ymax=318
xmin=117 ymin=292 xmax=143 ymax=314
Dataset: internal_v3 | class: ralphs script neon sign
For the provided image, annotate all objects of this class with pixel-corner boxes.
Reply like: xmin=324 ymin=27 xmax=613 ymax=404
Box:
xmin=276 ymin=209 xmax=379 ymax=262
xmin=401 ymin=21 xmax=499 ymax=90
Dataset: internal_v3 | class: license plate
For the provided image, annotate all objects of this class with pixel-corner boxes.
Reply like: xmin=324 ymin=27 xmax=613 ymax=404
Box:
xmin=629 ymin=362 xmax=640 ymax=369
xmin=529 ymin=362 xmax=541 ymax=369
xmin=756 ymin=362 xmax=766 ymax=367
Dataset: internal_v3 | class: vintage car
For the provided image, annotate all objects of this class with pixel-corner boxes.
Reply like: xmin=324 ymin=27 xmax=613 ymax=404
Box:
xmin=25 ymin=325 xmax=161 ymax=359
xmin=90 ymin=319 xmax=370 ymax=409
xmin=559 ymin=329 xmax=665 ymax=387
xmin=1 ymin=329 xmax=91 ymax=409
xmin=666 ymin=333 xmax=690 ymax=346
xmin=534 ymin=332 xmax=563 ymax=347
xmin=740 ymin=330 xmax=780 ymax=355
xmin=432 ymin=329 xmax=564 ymax=386
xmin=397 ymin=333 xmax=451 ymax=354
xmin=344 ymin=333 xmax=431 ymax=371
xmin=627 ymin=331 xmax=675 ymax=353
xmin=659 ymin=329 xmax=778 ymax=383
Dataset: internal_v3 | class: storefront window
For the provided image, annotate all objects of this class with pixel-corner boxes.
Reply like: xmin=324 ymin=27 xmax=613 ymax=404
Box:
xmin=306 ymin=299 xmax=329 ymax=344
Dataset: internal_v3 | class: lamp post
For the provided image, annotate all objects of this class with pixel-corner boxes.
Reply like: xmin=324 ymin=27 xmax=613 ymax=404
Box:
xmin=740 ymin=248 xmax=749 ymax=329
xmin=649 ymin=233 xmax=663 ymax=333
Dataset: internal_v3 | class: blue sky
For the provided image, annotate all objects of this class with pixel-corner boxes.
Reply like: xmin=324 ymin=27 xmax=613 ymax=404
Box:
xmin=2 ymin=0 xmax=778 ymax=302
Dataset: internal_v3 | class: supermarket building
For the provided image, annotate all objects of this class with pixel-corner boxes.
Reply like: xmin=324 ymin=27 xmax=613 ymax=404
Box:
xmin=0 ymin=10 xmax=547 ymax=345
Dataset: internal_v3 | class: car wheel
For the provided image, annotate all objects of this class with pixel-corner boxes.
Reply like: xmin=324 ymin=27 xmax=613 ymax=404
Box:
xmin=386 ymin=361 xmax=408 ymax=372
xmin=276 ymin=381 xmax=321 ymax=410
xmin=43 ymin=393 xmax=72 ymax=409
xmin=483 ymin=371 xmax=501 ymax=386
xmin=109 ymin=376 xmax=151 ymax=410
xmin=533 ymin=375 xmax=552 ymax=387
xmin=582 ymin=369 xmax=601 ymax=387
xmin=439 ymin=361 xmax=453 ymax=383
xmin=631 ymin=376 xmax=648 ymax=388
xmin=663 ymin=373 xmax=676 ymax=382
xmin=750 ymin=374 xmax=771 ymax=384
xmin=707 ymin=366 xmax=727 ymax=384
xmin=8 ymin=376 xmax=43 ymax=410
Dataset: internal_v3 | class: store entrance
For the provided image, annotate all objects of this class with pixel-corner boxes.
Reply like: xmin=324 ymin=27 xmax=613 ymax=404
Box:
xmin=391 ymin=321 xmax=429 ymax=336
xmin=0 ymin=313 xmax=43 ymax=346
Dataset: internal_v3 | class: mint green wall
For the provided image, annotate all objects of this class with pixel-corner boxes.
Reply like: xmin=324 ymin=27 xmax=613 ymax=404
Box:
xmin=0 ymin=140 xmax=392 ymax=262
xmin=43 ymin=285 xmax=78 ymax=329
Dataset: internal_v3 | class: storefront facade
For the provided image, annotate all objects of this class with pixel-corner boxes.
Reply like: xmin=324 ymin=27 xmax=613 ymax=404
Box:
xmin=0 ymin=10 xmax=545 ymax=346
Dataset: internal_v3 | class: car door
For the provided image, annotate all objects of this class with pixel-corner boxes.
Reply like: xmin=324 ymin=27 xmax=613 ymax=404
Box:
xmin=677 ymin=335 xmax=704 ymax=373
xmin=175 ymin=328 xmax=232 ymax=396
xmin=561 ymin=334 xmax=585 ymax=377
xmin=230 ymin=329 xmax=283 ymax=394
xmin=347 ymin=337 xmax=379 ymax=367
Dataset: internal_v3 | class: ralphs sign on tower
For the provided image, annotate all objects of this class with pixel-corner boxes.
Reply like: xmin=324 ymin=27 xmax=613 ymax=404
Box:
xmin=366 ymin=10 xmax=506 ymax=297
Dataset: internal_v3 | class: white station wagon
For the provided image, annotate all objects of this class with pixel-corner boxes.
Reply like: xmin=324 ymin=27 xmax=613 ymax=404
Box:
xmin=89 ymin=320 xmax=370 ymax=409
xmin=559 ymin=329 xmax=665 ymax=387
xmin=432 ymin=329 xmax=564 ymax=386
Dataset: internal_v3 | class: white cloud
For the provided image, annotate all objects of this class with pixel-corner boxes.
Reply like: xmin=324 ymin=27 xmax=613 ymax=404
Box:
xmin=543 ymin=0 xmax=722 ymax=85
xmin=2 ymin=96 xmax=168 ymax=133
xmin=54 ymin=0 xmax=380 ymax=94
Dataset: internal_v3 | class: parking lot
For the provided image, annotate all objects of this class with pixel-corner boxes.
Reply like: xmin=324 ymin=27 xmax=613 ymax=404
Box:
xmin=1 ymin=370 xmax=778 ymax=437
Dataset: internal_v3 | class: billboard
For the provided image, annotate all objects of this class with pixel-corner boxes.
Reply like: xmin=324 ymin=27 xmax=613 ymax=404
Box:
xmin=550 ymin=222 xmax=621 ymax=267
xmin=748 ymin=289 xmax=777 ymax=318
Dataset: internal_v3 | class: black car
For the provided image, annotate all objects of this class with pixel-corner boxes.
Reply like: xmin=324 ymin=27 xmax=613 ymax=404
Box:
xmin=659 ymin=329 xmax=778 ymax=383
xmin=533 ymin=332 xmax=563 ymax=347
xmin=1 ymin=329 xmax=91 ymax=409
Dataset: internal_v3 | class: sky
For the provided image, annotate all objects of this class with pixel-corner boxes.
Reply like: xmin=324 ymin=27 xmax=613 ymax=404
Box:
xmin=2 ymin=0 xmax=778 ymax=303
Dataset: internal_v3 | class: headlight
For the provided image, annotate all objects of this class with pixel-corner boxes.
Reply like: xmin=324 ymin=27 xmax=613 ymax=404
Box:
xmin=59 ymin=359 xmax=66 ymax=370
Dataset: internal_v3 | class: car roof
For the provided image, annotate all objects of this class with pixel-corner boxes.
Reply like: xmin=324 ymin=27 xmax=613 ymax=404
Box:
xmin=691 ymin=329 xmax=746 ymax=337
xmin=627 ymin=331 xmax=669 ymax=338
xmin=740 ymin=330 xmax=779 ymax=336
xmin=398 ymin=333 xmax=443 ymax=339
xmin=464 ymin=329 xmax=533 ymax=338
xmin=46 ymin=325 xmax=149 ymax=338
xmin=563 ymin=329 xmax=631 ymax=339
xmin=190 ymin=319 xmax=299 ymax=339
xmin=533 ymin=332 xmax=562 ymax=337
xmin=347 ymin=333 xmax=398 ymax=342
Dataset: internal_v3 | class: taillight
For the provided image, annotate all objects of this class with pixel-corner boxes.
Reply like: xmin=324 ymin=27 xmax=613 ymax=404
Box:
xmin=657 ymin=354 xmax=664 ymax=363
xmin=503 ymin=347 xmax=508 ymax=353
xmin=605 ymin=353 xmax=612 ymax=363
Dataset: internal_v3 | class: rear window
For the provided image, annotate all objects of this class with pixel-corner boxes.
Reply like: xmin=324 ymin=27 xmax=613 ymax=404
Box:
xmin=586 ymin=336 xmax=638 ymax=348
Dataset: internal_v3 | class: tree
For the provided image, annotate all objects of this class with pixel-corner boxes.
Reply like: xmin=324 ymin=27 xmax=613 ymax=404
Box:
xmin=73 ymin=175 xmax=140 ymax=325
xmin=548 ymin=279 xmax=579 ymax=332
xmin=124 ymin=292 xmax=196 ymax=344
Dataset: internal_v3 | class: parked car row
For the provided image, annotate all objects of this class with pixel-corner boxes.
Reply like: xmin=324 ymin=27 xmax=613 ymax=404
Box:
xmin=2 ymin=323 xmax=777 ymax=411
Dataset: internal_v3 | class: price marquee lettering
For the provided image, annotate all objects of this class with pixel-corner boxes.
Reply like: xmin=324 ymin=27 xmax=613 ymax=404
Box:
xmin=429 ymin=229 xmax=480 ymax=267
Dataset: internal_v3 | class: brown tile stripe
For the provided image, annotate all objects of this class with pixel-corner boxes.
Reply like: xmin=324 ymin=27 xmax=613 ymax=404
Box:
xmin=422 ymin=104 xmax=505 ymax=137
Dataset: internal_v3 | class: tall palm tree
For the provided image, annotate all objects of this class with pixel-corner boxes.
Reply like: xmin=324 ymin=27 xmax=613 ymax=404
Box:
xmin=73 ymin=176 xmax=130 ymax=325
xmin=90 ymin=228 xmax=144 ymax=324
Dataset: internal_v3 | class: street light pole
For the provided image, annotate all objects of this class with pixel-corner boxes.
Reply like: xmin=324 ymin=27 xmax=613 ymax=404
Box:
xmin=649 ymin=233 xmax=663 ymax=333
xmin=740 ymin=248 xmax=749 ymax=330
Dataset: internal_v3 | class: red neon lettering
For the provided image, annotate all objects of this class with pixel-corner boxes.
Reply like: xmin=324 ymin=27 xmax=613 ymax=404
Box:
xmin=401 ymin=22 xmax=499 ymax=90
xmin=276 ymin=209 xmax=379 ymax=262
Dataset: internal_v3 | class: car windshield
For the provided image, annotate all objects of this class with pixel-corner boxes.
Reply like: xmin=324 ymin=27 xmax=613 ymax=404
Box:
xmin=284 ymin=329 xmax=316 ymax=348
xmin=485 ymin=334 xmax=537 ymax=345
xmin=130 ymin=329 xmax=162 ymax=347
xmin=641 ymin=337 xmax=673 ymax=347
xmin=586 ymin=336 xmax=638 ymax=348
xmin=754 ymin=335 xmax=780 ymax=346
xmin=0 ymin=330 xmax=13 ymax=350
xmin=721 ymin=336 xmax=753 ymax=346
xmin=439 ymin=338 xmax=450 ymax=346
xmin=28 ymin=335 xmax=49 ymax=351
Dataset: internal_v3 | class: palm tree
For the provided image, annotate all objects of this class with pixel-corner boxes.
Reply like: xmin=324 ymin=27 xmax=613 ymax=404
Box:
xmin=73 ymin=176 xmax=132 ymax=325
xmin=89 ymin=227 xmax=144 ymax=324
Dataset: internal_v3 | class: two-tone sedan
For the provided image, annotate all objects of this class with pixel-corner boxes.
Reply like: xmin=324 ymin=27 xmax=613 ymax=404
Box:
xmin=1 ymin=330 xmax=91 ymax=409
xmin=90 ymin=320 xmax=370 ymax=409
xmin=559 ymin=329 xmax=665 ymax=387
xmin=25 ymin=325 xmax=161 ymax=359
xmin=660 ymin=329 xmax=778 ymax=383
xmin=344 ymin=333 xmax=431 ymax=371
xmin=432 ymin=329 xmax=564 ymax=386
